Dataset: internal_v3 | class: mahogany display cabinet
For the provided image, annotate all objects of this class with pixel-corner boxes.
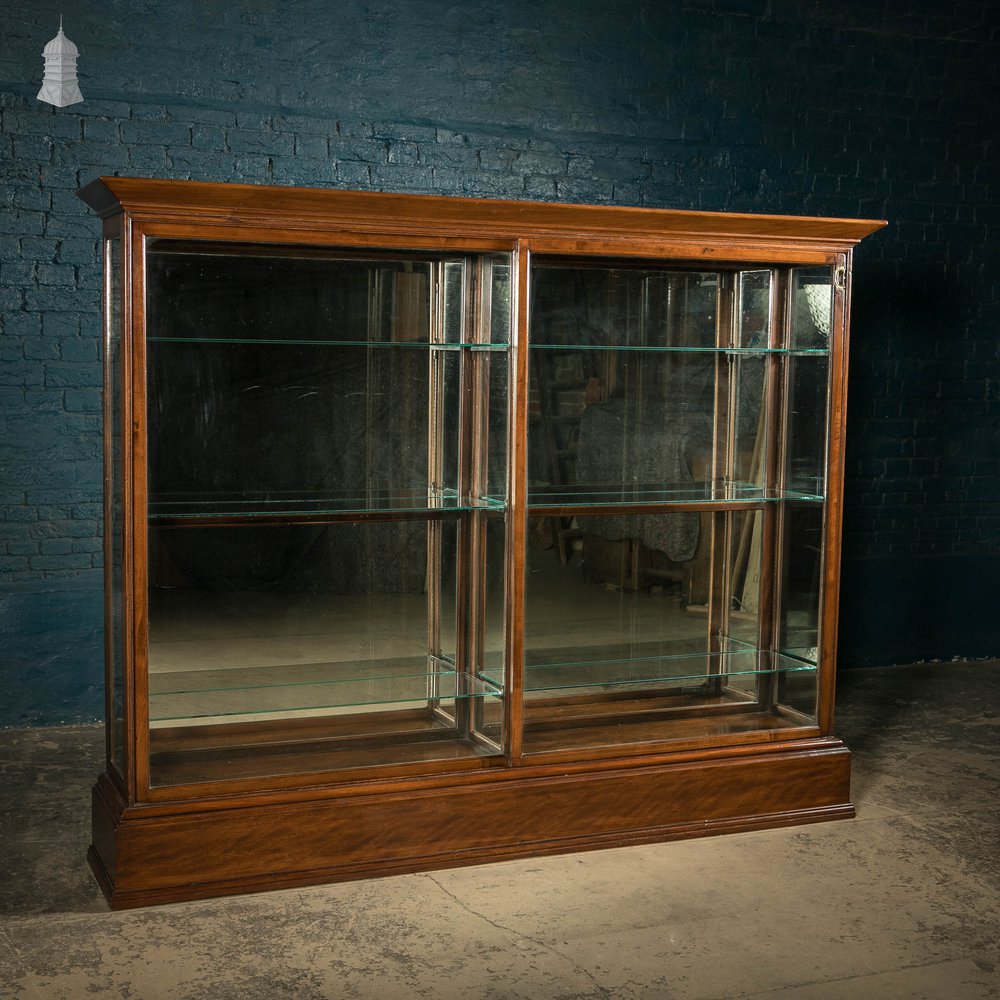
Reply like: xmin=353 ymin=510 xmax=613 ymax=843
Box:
xmin=78 ymin=176 xmax=884 ymax=908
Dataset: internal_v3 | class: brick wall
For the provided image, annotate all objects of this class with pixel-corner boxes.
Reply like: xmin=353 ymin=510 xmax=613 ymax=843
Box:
xmin=1 ymin=0 xmax=998 ymax=722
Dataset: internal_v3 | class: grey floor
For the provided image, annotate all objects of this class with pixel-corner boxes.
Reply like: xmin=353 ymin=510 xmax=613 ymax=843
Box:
xmin=1 ymin=661 xmax=998 ymax=999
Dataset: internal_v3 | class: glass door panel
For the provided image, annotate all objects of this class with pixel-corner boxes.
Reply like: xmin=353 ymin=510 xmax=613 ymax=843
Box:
xmin=144 ymin=244 xmax=507 ymax=787
xmin=520 ymin=259 xmax=824 ymax=756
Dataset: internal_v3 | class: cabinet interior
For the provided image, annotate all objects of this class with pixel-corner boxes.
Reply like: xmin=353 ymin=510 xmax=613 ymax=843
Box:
xmin=136 ymin=240 xmax=832 ymax=787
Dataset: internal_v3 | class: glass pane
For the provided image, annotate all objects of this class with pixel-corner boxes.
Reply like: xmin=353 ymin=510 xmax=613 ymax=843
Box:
xmin=779 ymin=505 xmax=823 ymax=666
xmin=729 ymin=270 xmax=772 ymax=489
xmin=528 ymin=349 xmax=717 ymax=499
xmin=144 ymin=243 xmax=480 ymax=518
xmin=141 ymin=243 xmax=510 ymax=786
xmin=727 ymin=508 xmax=762 ymax=636
xmin=469 ymin=512 xmax=506 ymax=748
xmin=488 ymin=256 xmax=512 ymax=346
xmin=105 ymin=236 xmax=125 ymax=775
xmin=521 ymin=510 xmax=709 ymax=703
xmin=785 ymin=354 xmax=829 ymax=498
xmin=442 ymin=260 xmax=464 ymax=344
xmin=776 ymin=504 xmax=822 ymax=721
xmin=790 ymin=267 xmax=833 ymax=350
xmin=483 ymin=257 xmax=511 ymax=502
xmin=722 ymin=508 xmax=763 ymax=697
xmin=531 ymin=265 xmax=719 ymax=349
xmin=147 ymin=519 xmax=502 ymax=785
xmin=480 ymin=515 xmax=507 ymax=680
xmin=737 ymin=270 xmax=771 ymax=349
xmin=640 ymin=271 xmax=720 ymax=348
xmin=145 ymin=244 xmax=442 ymax=345
xmin=517 ymin=510 xmax=813 ymax=753
xmin=147 ymin=340 xmax=463 ymax=516
xmin=732 ymin=354 xmax=768 ymax=488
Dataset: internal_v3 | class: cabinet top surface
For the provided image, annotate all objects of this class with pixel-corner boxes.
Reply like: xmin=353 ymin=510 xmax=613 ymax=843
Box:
xmin=77 ymin=176 xmax=886 ymax=251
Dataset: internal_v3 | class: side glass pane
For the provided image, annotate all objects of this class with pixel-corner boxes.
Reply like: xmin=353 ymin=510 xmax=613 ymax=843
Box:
xmin=727 ymin=508 xmax=762 ymax=642
xmin=105 ymin=236 xmax=125 ymax=775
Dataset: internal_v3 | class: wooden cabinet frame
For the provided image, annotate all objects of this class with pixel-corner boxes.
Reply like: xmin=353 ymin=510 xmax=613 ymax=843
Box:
xmin=79 ymin=177 xmax=884 ymax=908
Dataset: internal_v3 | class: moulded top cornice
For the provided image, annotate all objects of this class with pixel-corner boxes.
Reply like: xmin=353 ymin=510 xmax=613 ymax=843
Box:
xmin=77 ymin=176 xmax=887 ymax=253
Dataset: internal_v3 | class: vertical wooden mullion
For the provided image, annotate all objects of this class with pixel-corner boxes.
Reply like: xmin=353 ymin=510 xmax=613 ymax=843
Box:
xmin=504 ymin=243 xmax=530 ymax=763
xmin=756 ymin=268 xmax=789 ymax=711
xmin=818 ymin=252 xmax=851 ymax=733
xmin=706 ymin=273 xmax=735 ymax=683
xmin=426 ymin=262 xmax=448 ymax=716
xmin=454 ymin=257 xmax=481 ymax=737
xmin=470 ymin=258 xmax=493 ymax=739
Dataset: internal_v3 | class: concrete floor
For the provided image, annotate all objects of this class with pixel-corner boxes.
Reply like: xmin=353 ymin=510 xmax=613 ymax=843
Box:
xmin=1 ymin=661 xmax=998 ymax=999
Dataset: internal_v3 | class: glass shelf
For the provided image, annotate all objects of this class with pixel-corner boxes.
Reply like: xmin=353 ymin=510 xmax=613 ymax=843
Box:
xmin=148 ymin=481 xmax=823 ymax=522
xmin=480 ymin=641 xmax=814 ymax=697
xmin=149 ymin=488 xmax=507 ymax=523
xmin=148 ymin=336 xmax=507 ymax=350
xmin=528 ymin=344 xmax=829 ymax=356
xmin=526 ymin=481 xmax=824 ymax=508
xmin=150 ymin=655 xmax=502 ymax=723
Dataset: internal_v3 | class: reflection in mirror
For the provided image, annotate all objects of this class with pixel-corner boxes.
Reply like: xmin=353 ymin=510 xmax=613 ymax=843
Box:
xmin=517 ymin=507 xmax=813 ymax=753
xmin=785 ymin=354 xmax=829 ymax=498
xmin=775 ymin=501 xmax=822 ymax=721
xmin=149 ymin=520 xmax=454 ymax=725
xmin=737 ymin=270 xmax=771 ymax=349
xmin=145 ymin=244 xmax=482 ymax=516
xmin=147 ymin=518 xmax=503 ymax=785
xmin=521 ymin=510 xmax=711 ymax=699
xmin=530 ymin=264 xmax=718 ymax=349
xmin=789 ymin=267 xmax=833 ymax=350
xmin=779 ymin=504 xmax=823 ymax=665
xmin=528 ymin=262 xmax=720 ymax=502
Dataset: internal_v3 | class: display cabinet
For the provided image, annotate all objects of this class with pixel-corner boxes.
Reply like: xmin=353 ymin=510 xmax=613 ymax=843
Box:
xmin=78 ymin=177 xmax=884 ymax=908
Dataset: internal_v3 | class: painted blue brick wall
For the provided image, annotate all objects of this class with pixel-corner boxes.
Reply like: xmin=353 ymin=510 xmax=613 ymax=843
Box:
xmin=1 ymin=0 xmax=998 ymax=723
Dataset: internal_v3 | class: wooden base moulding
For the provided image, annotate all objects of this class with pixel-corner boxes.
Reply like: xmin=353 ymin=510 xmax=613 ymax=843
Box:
xmin=90 ymin=741 xmax=852 ymax=909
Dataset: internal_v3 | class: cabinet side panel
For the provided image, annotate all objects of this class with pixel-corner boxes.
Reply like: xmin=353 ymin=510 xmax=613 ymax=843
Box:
xmin=102 ymin=227 xmax=127 ymax=780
